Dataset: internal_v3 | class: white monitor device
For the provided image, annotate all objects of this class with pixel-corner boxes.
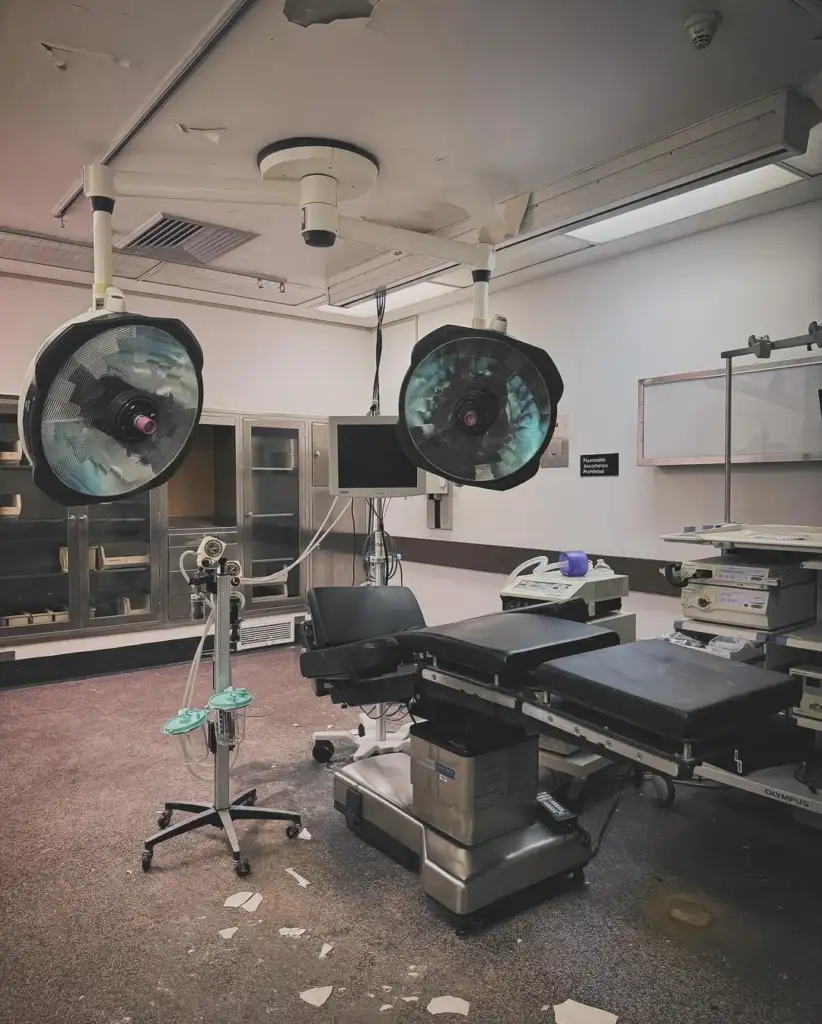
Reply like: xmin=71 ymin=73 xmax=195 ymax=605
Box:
xmin=328 ymin=416 xmax=425 ymax=498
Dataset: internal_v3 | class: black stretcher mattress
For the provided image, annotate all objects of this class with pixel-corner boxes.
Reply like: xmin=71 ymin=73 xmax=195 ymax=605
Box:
xmin=394 ymin=611 xmax=619 ymax=676
xmin=534 ymin=639 xmax=801 ymax=741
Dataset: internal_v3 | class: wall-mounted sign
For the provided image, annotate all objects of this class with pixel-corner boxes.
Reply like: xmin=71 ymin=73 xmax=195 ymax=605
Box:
xmin=580 ymin=453 xmax=619 ymax=477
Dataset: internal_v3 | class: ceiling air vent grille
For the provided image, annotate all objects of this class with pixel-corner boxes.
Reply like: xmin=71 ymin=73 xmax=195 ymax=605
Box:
xmin=117 ymin=213 xmax=257 ymax=265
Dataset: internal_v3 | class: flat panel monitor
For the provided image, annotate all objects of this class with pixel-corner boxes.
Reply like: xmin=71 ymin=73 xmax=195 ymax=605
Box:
xmin=328 ymin=416 xmax=425 ymax=498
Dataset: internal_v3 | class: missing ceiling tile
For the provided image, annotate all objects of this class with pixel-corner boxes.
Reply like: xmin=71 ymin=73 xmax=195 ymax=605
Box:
xmin=283 ymin=0 xmax=376 ymax=28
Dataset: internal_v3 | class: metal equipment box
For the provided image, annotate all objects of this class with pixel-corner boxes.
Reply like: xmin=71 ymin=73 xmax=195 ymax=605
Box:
xmin=410 ymin=723 xmax=537 ymax=846
xmin=681 ymin=580 xmax=816 ymax=630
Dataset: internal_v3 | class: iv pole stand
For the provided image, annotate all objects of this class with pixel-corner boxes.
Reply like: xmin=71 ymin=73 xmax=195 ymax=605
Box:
xmin=141 ymin=564 xmax=303 ymax=877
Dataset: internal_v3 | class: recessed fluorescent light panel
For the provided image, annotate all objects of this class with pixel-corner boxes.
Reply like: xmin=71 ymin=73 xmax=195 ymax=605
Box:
xmin=565 ymin=164 xmax=801 ymax=244
xmin=318 ymin=280 xmax=458 ymax=317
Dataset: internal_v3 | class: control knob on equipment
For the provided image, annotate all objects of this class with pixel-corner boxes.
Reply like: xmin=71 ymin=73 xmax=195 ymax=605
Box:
xmin=697 ymin=597 xmax=710 ymax=608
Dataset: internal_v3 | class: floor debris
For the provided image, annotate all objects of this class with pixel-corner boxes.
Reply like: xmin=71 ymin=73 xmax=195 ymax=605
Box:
xmin=298 ymin=828 xmax=312 ymax=840
xmin=224 ymin=891 xmax=254 ymax=909
xmin=286 ymin=867 xmax=311 ymax=888
xmin=240 ymin=893 xmax=263 ymax=913
xmin=402 ymin=997 xmax=420 ymax=1003
xmin=300 ymin=986 xmax=333 ymax=1008
xmin=218 ymin=927 xmax=238 ymax=940
xmin=278 ymin=927 xmax=306 ymax=938
xmin=428 ymin=996 xmax=470 ymax=1016
xmin=553 ymin=999 xmax=619 ymax=1024
xmin=383 ymin=985 xmax=393 ymax=992
xmin=380 ymin=1005 xmax=393 ymax=1012
xmin=319 ymin=942 xmax=333 ymax=959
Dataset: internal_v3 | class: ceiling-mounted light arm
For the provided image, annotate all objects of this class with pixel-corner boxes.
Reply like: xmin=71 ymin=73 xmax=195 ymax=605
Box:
xmin=336 ymin=215 xmax=495 ymax=327
xmin=85 ymin=164 xmax=122 ymax=312
xmin=83 ymin=159 xmax=495 ymax=319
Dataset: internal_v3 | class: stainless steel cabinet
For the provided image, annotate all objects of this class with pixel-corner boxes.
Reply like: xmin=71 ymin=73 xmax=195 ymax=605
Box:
xmin=0 ymin=395 xmax=162 ymax=639
xmin=242 ymin=417 xmax=306 ymax=610
xmin=0 ymin=403 xmax=353 ymax=646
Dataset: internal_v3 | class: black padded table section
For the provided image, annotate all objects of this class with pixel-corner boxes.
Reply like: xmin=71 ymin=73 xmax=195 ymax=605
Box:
xmin=535 ymin=639 xmax=801 ymax=741
xmin=300 ymin=637 xmax=404 ymax=681
xmin=394 ymin=611 xmax=619 ymax=677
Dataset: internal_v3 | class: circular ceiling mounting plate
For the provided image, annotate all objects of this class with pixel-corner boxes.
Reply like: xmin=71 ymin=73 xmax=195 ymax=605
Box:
xmin=256 ymin=137 xmax=379 ymax=200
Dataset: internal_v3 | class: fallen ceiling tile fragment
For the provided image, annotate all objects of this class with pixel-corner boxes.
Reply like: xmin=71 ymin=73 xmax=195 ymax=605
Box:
xmin=224 ymin=891 xmax=254 ymax=909
xmin=298 ymin=828 xmax=312 ymax=840
xmin=300 ymin=986 xmax=333 ymax=1008
xmin=279 ymin=927 xmax=306 ymax=938
xmin=240 ymin=893 xmax=263 ymax=913
xmin=218 ymin=927 xmax=238 ymax=940
xmin=286 ymin=867 xmax=311 ymax=888
xmin=553 ymin=1000 xmax=619 ymax=1024
xmin=402 ymin=996 xmax=420 ymax=1003
xmin=319 ymin=943 xmax=333 ymax=959
xmin=427 ymin=996 xmax=470 ymax=1016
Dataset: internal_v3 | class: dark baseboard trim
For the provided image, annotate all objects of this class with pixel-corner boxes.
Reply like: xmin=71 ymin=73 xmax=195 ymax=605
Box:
xmin=0 ymin=636 xmax=296 ymax=690
xmin=392 ymin=536 xmax=680 ymax=597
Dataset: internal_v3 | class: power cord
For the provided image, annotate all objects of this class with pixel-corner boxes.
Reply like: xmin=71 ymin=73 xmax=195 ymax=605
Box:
xmin=590 ymin=770 xmax=633 ymax=859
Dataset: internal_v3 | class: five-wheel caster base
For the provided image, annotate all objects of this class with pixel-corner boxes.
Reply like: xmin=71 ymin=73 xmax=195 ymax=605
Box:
xmin=141 ymin=788 xmax=302 ymax=875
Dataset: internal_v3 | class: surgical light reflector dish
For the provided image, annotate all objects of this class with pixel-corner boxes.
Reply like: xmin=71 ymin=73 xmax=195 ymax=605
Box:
xmin=397 ymin=325 xmax=563 ymax=491
xmin=19 ymin=311 xmax=204 ymax=505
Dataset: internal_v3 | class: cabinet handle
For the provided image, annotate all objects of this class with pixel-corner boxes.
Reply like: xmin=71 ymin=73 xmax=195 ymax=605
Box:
xmin=79 ymin=514 xmax=88 ymax=521
xmin=314 ymin=450 xmax=321 ymax=458
xmin=68 ymin=514 xmax=76 ymax=521
xmin=246 ymin=511 xmax=254 ymax=518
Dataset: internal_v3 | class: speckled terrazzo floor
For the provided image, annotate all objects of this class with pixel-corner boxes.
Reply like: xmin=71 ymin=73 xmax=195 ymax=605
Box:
xmin=2 ymin=646 xmax=821 ymax=1024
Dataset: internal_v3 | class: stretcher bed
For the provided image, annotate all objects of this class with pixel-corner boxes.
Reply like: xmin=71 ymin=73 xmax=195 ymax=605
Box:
xmin=300 ymin=587 xmax=804 ymax=929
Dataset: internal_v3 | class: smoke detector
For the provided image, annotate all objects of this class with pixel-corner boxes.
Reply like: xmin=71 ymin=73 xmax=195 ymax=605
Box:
xmin=684 ymin=11 xmax=722 ymax=49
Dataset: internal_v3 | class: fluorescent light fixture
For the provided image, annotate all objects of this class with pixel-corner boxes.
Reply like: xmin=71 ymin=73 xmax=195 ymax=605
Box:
xmin=318 ymin=280 xmax=458 ymax=317
xmin=565 ymin=164 xmax=801 ymax=244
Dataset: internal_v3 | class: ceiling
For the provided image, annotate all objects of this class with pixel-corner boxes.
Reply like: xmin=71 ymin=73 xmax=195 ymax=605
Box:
xmin=1 ymin=0 xmax=821 ymax=321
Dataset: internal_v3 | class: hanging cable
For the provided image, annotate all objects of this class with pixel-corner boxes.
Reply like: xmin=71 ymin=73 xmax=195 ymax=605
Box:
xmin=369 ymin=286 xmax=387 ymax=416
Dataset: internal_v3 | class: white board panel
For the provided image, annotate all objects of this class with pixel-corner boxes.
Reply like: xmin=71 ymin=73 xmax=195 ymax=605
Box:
xmin=638 ymin=357 xmax=822 ymax=465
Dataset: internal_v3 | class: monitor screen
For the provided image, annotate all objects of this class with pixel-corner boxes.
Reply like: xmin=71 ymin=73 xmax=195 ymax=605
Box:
xmin=329 ymin=417 xmax=424 ymax=497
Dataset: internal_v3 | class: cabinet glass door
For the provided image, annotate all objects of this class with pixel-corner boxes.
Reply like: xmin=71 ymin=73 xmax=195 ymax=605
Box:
xmin=82 ymin=491 xmax=159 ymax=625
xmin=0 ymin=403 xmax=76 ymax=636
xmin=243 ymin=421 xmax=303 ymax=606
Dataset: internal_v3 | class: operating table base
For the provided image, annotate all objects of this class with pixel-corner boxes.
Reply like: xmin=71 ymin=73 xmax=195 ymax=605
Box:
xmin=140 ymin=788 xmax=303 ymax=876
xmin=333 ymin=753 xmax=592 ymax=932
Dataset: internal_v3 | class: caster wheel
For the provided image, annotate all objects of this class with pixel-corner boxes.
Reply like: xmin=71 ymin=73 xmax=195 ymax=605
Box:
xmin=312 ymin=740 xmax=334 ymax=763
xmin=234 ymin=856 xmax=251 ymax=878
xmin=141 ymin=849 xmax=153 ymax=872
xmin=651 ymin=775 xmax=676 ymax=808
xmin=244 ymin=794 xmax=256 ymax=807
xmin=357 ymin=723 xmax=366 ymax=737
xmin=157 ymin=809 xmax=172 ymax=830
xmin=571 ymin=867 xmax=586 ymax=888
xmin=285 ymin=823 xmax=301 ymax=840
xmin=454 ymin=925 xmax=470 ymax=939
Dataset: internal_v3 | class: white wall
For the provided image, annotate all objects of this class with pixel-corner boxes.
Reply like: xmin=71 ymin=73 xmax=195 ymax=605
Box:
xmin=381 ymin=200 xmax=822 ymax=566
xmin=0 ymin=276 xmax=373 ymax=415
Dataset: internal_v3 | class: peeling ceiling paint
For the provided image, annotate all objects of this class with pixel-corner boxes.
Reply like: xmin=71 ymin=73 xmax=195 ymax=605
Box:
xmin=283 ymin=0 xmax=376 ymax=29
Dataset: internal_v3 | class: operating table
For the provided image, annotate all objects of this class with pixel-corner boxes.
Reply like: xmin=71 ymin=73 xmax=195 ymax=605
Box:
xmin=301 ymin=586 xmax=803 ymax=931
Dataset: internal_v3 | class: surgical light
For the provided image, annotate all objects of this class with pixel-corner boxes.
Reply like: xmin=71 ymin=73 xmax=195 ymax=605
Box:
xmin=396 ymin=325 xmax=563 ymax=491
xmin=20 ymin=308 xmax=203 ymax=505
